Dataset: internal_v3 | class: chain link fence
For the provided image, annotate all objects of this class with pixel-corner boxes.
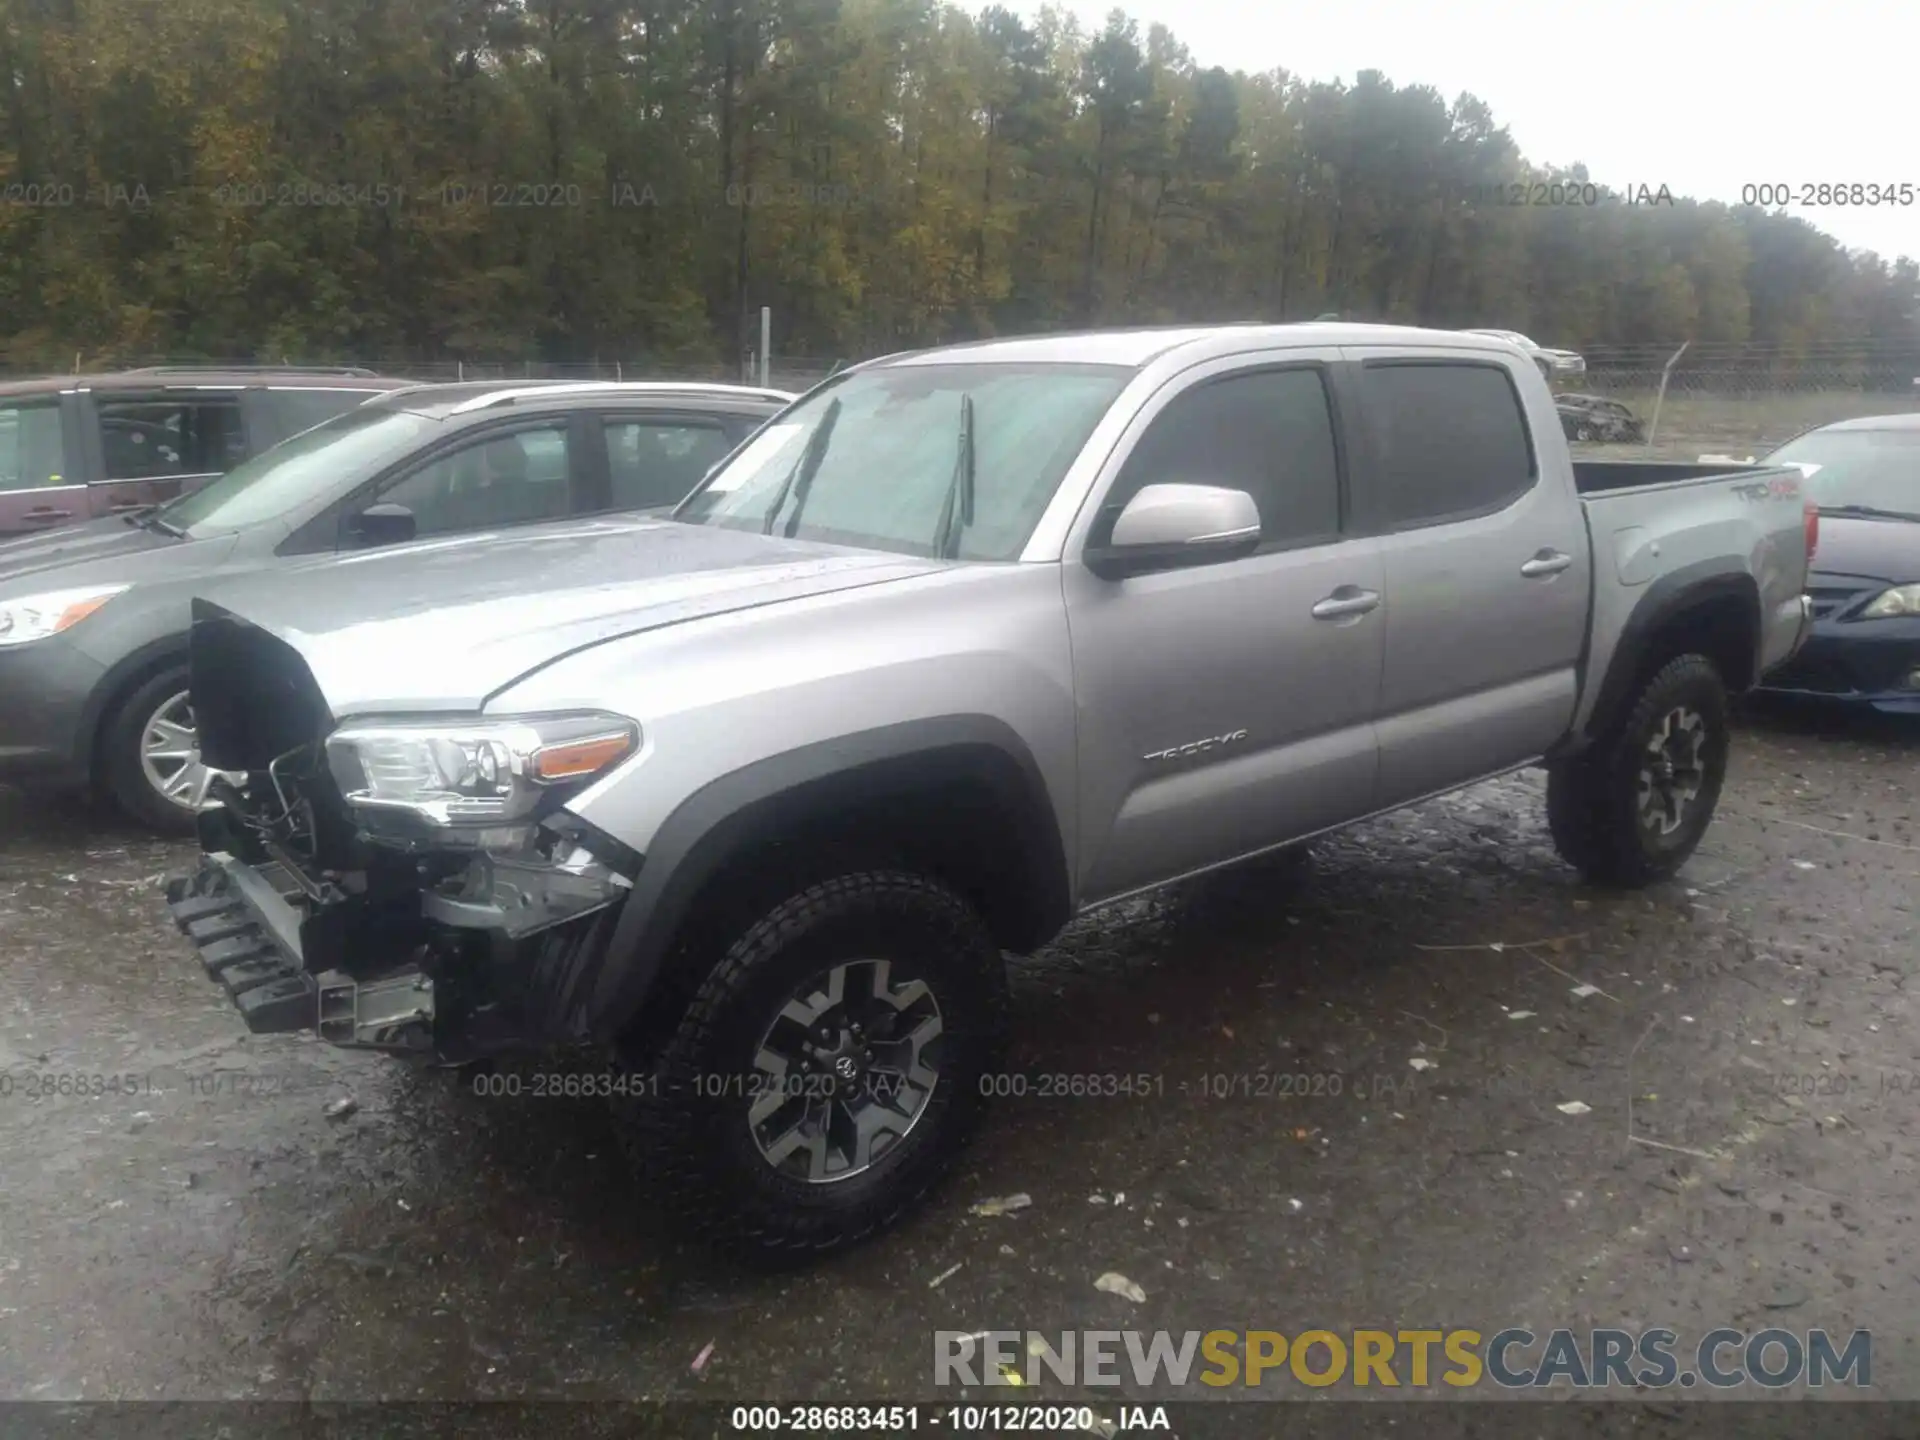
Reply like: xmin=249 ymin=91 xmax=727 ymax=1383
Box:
xmin=1567 ymin=345 xmax=1920 ymax=460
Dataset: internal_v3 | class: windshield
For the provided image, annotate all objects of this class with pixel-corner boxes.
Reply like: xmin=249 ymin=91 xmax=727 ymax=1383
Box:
xmin=674 ymin=362 xmax=1132 ymax=560
xmin=1766 ymin=428 xmax=1920 ymax=515
xmin=161 ymin=408 xmax=437 ymax=535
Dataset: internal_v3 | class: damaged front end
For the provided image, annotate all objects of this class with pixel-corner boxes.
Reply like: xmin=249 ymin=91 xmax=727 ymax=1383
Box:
xmin=165 ymin=600 xmax=640 ymax=1058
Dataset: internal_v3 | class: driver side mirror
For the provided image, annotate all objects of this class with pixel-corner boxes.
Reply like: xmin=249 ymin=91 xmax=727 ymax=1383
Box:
xmin=347 ymin=502 xmax=416 ymax=547
xmin=1084 ymin=483 xmax=1262 ymax=581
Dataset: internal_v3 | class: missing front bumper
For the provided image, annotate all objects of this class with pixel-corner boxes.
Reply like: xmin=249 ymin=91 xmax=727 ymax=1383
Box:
xmin=318 ymin=970 xmax=436 ymax=1049
xmin=164 ymin=854 xmax=436 ymax=1050
xmin=164 ymin=856 xmax=322 ymax=1034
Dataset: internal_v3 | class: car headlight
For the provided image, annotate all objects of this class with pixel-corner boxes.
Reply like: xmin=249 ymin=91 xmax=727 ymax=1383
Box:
xmin=1859 ymin=585 xmax=1920 ymax=620
xmin=324 ymin=713 xmax=639 ymax=826
xmin=0 ymin=584 xmax=128 ymax=647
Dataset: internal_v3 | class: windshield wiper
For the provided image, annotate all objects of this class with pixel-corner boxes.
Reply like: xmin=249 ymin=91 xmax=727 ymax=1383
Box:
xmin=761 ymin=397 xmax=842 ymax=537
xmin=125 ymin=508 xmax=186 ymax=538
xmin=1820 ymin=504 xmax=1920 ymax=524
xmin=931 ymin=393 xmax=975 ymax=560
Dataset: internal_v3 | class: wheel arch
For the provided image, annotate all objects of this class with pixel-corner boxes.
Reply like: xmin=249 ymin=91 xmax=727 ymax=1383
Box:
xmin=583 ymin=715 xmax=1073 ymax=1049
xmin=79 ymin=634 xmax=192 ymax=788
xmin=1579 ymin=563 xmax=1760 ymax=750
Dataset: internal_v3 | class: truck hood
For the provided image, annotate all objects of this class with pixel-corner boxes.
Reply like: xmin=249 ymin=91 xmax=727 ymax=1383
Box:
xmin=191 ymin=513 xmax=945 ymax=717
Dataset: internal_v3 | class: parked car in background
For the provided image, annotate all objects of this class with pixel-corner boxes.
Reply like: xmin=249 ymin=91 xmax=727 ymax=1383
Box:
xmin=1754 ymin=413 xmax=1920 ymax=712
xmin=1463 ymin=329 xmax=1587 ymax=382
xmin=1557 ymin=393 xmax=1645 ymax=444
xmin=162 ymin=323 xmax=1810 ymax=1259
xmin=0 ymin=380 xmax=792 ymax=828
xmin=0 ymin=367 xmax=410 ymax=537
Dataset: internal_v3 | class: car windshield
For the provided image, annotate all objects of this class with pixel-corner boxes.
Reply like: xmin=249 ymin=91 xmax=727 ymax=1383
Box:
xmin=674 ymin=362 xmax=1132 ymax=560
xmin=1765 ymin=428 xmax=1920 ymax=515
xmin=160 ymin=407 xmax=437 ymax=535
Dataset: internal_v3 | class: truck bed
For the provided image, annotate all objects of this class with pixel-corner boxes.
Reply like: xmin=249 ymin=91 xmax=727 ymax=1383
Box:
xmin=1572 ymin=459 xmax=1767 ymax=496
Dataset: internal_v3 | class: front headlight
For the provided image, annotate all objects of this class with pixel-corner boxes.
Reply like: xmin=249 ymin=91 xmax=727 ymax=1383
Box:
xmin=1859 ymin=584 xmax=1920 ymax=620
xmin=0 ymin=584 xmax=128 ymax=646
xmin=324 ymin=712 xmax=639 ymax=826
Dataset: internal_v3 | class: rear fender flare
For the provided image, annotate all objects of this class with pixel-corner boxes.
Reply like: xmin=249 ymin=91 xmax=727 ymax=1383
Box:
xmin=1576 ymin=562 xmax=1760 ymax=749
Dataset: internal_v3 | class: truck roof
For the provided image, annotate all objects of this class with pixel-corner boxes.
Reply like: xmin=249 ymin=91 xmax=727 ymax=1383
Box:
xmin=872 ymin=323 xmax=1521 ymax=371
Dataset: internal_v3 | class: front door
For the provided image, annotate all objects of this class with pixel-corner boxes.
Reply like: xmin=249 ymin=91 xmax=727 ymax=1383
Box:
xmin=1064 ymin=352 xmax=1385 ymax=904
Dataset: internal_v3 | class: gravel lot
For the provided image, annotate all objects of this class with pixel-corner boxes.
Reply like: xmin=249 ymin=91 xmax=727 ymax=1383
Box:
xmin=2 ymin=701 xmax=1916 ymax=1433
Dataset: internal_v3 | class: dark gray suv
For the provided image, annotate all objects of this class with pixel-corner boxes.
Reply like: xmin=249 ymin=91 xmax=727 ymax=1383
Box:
xmin=0 ymin=380 xmax=793 ymax=829
xmin=0 ymin=366 xmax=410 ymax=537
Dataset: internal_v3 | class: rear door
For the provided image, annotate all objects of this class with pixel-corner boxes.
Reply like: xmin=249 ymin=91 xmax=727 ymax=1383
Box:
xmin=1343 ymin=347 xmax=1590 ymax=807
xmin=0 ymin=394 xmax=90 ymax=536
xmin=81 ymin=386 xmax=248 ymax=517
xmin=584 ymin=410 xmax=756 ymax=515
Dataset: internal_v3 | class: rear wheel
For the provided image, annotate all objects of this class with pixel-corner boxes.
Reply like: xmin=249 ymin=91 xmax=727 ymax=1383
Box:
xmin=618 ymin=870 xmax=1010 ymax=1260
xmin=1546 ymin=653 xmax=1730 ymax=887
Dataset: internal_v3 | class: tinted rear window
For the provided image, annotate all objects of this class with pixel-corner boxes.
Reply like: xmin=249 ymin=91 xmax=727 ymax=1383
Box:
xmin=1361 ymin=362 xmax=1536 ymax=529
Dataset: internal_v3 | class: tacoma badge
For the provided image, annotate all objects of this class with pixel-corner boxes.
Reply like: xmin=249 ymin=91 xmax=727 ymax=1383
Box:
xmin=1142 ymin=729 xmax=1249 ymax=763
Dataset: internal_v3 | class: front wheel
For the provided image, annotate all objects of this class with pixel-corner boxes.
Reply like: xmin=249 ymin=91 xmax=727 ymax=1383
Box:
xmin=100 ymin=665 xmax=223 ymax=833
xmin=618 ymin=870 xmax=1010 ymax=1260
xmin=1546 ymin=653 xmax=1731 ymax=887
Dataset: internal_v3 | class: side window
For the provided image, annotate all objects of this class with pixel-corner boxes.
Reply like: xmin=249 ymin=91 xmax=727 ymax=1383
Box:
xmin=0 ymin=403 xmax=69 ymax=491
xmin=96 ymin=395 xmax=246 ymax=479
xmin=1099 ymin=368 xmax=1342 ymax=549
xmin=1361 ymin=362 xmax=1536 ymax=529
xmin=270 ymin=389 xmax=381 ymax=441
xmin=603 ymin=419 xmax=734 ymax=510
xmin=371 ymin=424 xmax=573 ymax=538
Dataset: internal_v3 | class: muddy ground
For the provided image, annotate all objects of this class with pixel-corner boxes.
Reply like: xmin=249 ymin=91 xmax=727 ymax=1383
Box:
xmin=1 ymin=702 xmax=1916 ymax=1435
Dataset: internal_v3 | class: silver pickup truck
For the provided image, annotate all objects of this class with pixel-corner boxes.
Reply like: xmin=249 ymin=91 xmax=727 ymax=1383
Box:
xmin=163 ymin=324 xmax=1814 ymax=1258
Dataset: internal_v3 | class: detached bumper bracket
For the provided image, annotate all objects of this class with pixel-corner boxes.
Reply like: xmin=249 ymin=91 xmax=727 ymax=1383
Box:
xmin=164 ymin=857 xmax=317 ymax=1035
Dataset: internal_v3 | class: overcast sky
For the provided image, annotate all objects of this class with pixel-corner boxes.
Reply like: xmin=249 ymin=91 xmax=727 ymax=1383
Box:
xmin=1002 ymin=0 xmax=1919 ymax=266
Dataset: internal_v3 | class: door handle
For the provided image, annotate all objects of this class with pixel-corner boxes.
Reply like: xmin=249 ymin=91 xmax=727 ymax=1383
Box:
xmin=22 ymin=507 xmax=75 ymax=522
xmin=1520 ymin=549 xmax=1573 ymax=577
xmin=109 ymin=501 xmax=150 ymax=513
xmin=1311 ymin=587 xmax=1381 ymax=619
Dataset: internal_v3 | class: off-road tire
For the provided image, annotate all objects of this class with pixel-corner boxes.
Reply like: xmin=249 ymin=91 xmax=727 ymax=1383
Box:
xmin=100 ymin=664 xmax=199 ymax=834
xmin=618 ymin=870 xmax=1010 ymax=1262
xmin=1546 ymin=653 xmax=1730 ymax=888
